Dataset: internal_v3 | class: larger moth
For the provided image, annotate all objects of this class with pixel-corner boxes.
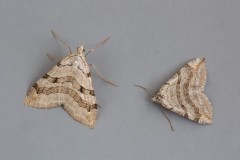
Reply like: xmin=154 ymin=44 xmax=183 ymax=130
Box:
xmin=152 ymin=57 xmax=213 ymax=124
xmin=24 ymin=46 xmax=98 ymax=128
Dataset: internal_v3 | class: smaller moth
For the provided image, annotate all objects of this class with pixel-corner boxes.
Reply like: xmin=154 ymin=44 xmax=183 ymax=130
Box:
xmin=24 ymin=39 xmax=114 ymax=128
xmin=152 ymin=57 xmax=213 ymax=124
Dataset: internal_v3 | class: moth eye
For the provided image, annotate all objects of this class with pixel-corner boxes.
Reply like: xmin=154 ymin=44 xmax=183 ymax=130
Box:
xmin=83 ymin=49 xmax=85 ymax=52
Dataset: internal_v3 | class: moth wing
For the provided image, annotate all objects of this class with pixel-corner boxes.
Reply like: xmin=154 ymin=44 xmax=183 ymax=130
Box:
xmin=24 ymin=54 xmax=98 ymax=128
xmin=152 ymin=57 xmax=213 ymax=124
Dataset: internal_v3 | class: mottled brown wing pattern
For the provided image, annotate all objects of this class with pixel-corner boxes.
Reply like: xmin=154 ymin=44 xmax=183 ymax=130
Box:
xmin=152 ymin=57 xmax=213 ymax=124
xmin=24 ymin=51 xmax=98 ymax=128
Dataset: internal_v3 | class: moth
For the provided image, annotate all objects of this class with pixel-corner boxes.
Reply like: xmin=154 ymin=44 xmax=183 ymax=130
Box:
xmin=24 ymin=32 xmax=116 ymax=128
xmin=152 ymin=57 xmax=213 ymax=124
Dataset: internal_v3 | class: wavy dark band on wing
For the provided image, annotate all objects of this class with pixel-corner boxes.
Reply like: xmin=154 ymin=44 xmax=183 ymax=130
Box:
xmin=32 ymin=83 xmax=97 ymax=112
xmin=42 ymin=74 xmax=95 ymax=96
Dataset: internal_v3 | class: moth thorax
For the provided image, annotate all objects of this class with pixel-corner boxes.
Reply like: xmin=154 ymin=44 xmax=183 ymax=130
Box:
xmin=72 ymin=56 xmax=88 ymax=72
xmin=77 ymin=45 xmax=84 ymax=55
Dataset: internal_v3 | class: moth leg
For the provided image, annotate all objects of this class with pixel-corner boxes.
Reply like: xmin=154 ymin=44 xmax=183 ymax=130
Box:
xmin=46 ymin=53 xmax=62 ymax=62
xmin=134 ymin=84 xmax=148 ymax=92
xmin=97 ymin=104 xmax=102 ymax=108
xmin=134 ymin=84 xmax=174 ymax=131
xmin=160 ymin=109 xmax=174 ymax=131
xmin=89 ymin=64 xmax=118 ymax=87
xmin=51 ymin=30 xmax=72 ymax=54
xmin=85 ymin=37 xmax=110 ymax=56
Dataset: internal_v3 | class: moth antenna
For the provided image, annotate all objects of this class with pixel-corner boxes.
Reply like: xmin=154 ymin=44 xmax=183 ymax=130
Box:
xmin=51 ymin=30 xmax=72 ymax=54
xmin=85 ymin=37 xmax=110 ymax=57
xmin=134 ymin=84 xmax=174 ymax=131
xmin=89 ymin=64 xmax=118 ymax=87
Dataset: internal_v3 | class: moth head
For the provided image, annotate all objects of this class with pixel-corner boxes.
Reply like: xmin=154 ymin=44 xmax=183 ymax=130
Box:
xmin=77 ymin=45 xmax=85 ymax=55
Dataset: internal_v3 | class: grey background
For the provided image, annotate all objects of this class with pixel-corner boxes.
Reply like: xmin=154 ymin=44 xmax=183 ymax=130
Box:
xmin=0 ymin=0 xmax=240 ymax=159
